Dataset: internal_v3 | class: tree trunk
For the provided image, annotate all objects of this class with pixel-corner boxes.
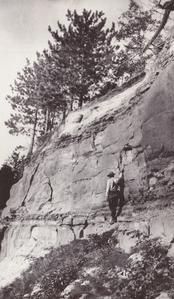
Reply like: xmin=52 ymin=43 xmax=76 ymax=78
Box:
xmin=50 ymin=111 xmax=55 ymax=130
xmin=62 ymin=106 xmax=67 ymax=123
xmin=70 ymin=100 xmax=74 ymax=111
xmin=78 ymin=97 xmax=83 ymax=108
xmin=143 ymin=9 xmax=171 ymax=52
xmin=44 ymin=108 xmax=51 ymax=133
xmin=78 ymin=89 xmax=85 ymax=108
xmin=27 ymin=108 xmax=38 ymax=158
xmin=44 ymin=109 xmax=47 ymax=134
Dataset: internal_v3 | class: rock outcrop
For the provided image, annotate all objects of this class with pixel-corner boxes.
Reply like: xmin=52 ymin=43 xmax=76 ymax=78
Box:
xmin=1 ymin=28 xmax=174 ymax=288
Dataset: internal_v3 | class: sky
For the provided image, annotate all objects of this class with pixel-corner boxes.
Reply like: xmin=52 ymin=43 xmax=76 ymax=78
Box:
xmin=0 ymin=0 xmax=131 ymax=165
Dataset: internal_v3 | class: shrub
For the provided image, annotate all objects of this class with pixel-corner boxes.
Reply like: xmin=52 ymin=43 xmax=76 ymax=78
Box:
xmin=118 ymin=238 xmax=174 ymax=299
xmin=1 ymin=230 xmax=173 ymax=299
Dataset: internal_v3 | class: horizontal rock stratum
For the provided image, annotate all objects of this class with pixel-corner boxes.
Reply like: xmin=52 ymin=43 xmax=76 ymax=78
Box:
xmin=1 ymin=28 xmax=174 ymax=288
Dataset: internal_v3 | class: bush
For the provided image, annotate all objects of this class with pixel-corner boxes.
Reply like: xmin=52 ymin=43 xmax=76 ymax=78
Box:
xmin=118 ymin=238 xmax=174 ymax=299
xmin=0 ymin=230 xmax=173 ymax=299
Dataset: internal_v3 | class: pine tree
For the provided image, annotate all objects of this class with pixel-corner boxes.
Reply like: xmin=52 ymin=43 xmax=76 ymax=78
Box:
xmin=35 ymin=51 xmax=68 ymax=128
xmin=5 ymin=52 xmax=67 ymax=155
xmin=5 ymin=5 xmax=161 ymax=155
xmin=48 ymin=9 xmax=118 ymax=108
xmin=116 ymin=0 xmax=160 ymax=80
xmin=5 ymin=59 xmax=44 ymax=155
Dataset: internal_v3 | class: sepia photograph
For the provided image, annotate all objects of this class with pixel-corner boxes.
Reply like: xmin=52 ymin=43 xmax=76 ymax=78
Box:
xmin=0 ymin=0 xmax=174 ymax=298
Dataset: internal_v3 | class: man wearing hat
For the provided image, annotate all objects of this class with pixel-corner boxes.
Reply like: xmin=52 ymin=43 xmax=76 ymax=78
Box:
xmin=106 ymin=170 xmax=123 ymax=224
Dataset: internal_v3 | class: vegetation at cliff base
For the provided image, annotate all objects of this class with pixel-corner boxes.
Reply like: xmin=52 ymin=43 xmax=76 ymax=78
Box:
xmin=0 ymin=230 xmax=174 ymax=299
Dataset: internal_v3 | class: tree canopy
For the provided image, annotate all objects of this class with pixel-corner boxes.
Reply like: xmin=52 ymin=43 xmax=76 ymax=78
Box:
xmin=115 ymin=0 xmax=161 ymax=79
xmin=48 ymin=9 xmax=118 ymax=107
xmin=5 ymin=3 xmax=162 ymax=157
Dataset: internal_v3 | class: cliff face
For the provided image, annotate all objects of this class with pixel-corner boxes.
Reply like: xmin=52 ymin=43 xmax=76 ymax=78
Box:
xmin=1 ymin=30 xmax=174 ymax=287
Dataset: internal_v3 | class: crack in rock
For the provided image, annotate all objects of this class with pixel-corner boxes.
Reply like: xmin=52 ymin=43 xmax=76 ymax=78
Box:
xmin=46 ymin=178 xmax=53 ymax=202
xmin=30 ymin=225 xmax=38 ymax=239
xmin=79 ymin=219 xmax=88 ymax=238
xmin=38 ymin=175 xmax=54 ymax=211
xmin=69 ymin=225 xmax=76 ymax=240
xmin=91 ymin=133 xmax=97 ymax=150
xmin=21 ymin=163 xmax=40 ymax=207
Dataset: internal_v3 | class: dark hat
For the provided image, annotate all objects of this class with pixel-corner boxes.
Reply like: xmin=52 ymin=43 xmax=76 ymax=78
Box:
xmin=107 ymin=171 xmax=115 ymax=178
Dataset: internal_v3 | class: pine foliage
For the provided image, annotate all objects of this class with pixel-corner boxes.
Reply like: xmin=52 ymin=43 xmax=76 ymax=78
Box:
xmin=5 ymin=4 xmax=161 ymax=155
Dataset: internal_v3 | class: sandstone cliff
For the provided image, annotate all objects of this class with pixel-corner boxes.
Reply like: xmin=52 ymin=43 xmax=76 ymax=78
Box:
xmin=1 ymin=29 xmax=174 ymax=288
